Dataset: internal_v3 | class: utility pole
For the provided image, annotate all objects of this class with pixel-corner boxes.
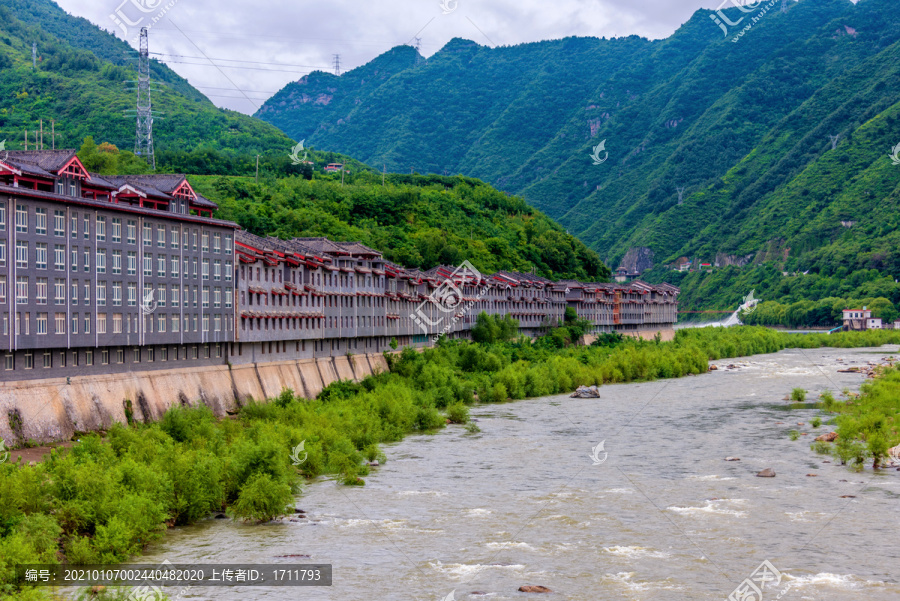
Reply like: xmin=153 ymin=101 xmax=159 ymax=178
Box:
xmin=341 ymin=163 xmax=345 ymax=186
xmin=134 ymin=28 xmax=156 ymax=169
xmin=382 ymin=164 xmax=386 ymax=186
xmin=40 ymin=120 xmax=43 ymax=150
xmin=676 ymin=186 xmax=686 ymax=205
xmin=32 ymin=42 xmax=36 ymax=70
xmin=255 ymin=155 xmax=259 ymax=184
xmin=332 ymin=54 xmax=341 ymax=76
xmin=24 ymin=129 xmax=27 ymax=151
xmin=829 ymin=134 xmax=840 ymax=150
xmin=51 ymin=120 xmax=57 ymax=149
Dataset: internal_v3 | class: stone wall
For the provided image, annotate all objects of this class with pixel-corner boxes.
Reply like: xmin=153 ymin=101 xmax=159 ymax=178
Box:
xmin=583 ymin=326 xmax=676 ymax=345
xmin=0 ymin=353 xmax=390 ymax=446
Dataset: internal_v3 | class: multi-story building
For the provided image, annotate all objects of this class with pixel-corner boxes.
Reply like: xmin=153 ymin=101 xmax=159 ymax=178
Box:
xmin=0 ymin=150 xmax=236 ymax=379
xmin=0 ymin=151 xmax=679 ymax=381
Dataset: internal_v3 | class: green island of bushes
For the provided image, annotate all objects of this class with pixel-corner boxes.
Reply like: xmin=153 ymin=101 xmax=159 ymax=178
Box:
xmin=2 ymin=324 xmax=900 ymax=600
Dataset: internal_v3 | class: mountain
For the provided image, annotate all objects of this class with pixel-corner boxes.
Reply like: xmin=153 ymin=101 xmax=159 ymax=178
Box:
xmin=255 ymin=0 xmax=900 ymax=288
xmin=193 ymin=172 xmax=608 ymax=281
xmin=0 ymin=0 xmax=320 ymax=175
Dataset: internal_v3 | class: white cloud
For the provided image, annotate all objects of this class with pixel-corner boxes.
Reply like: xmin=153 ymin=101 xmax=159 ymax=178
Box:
xmin=59 ymin=0 xmax=726 ymax=113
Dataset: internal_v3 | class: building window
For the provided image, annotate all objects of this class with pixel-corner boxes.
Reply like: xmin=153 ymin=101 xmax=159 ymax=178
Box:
xmin=172 ymin=315 xmax=179 ymax=332
xmin=143 ymin=224 xmax=152 ymax=246
xmin=71 ymin=247 xmax=77 ymax=272
xmin=37 ymin=313 xmax=48 ymax=335
xmin=0 ymin=277 xmax=5 ymax=304
xmin=83 ymin=249 xmax=89 ymax=272
xmin=71 ymin=351 xmax=78 ymax=367
xmin=96 ymin=216 xmax=106 ymax=242
xmin=201 ymin=232 xmax=209 ymax=253
xmin=36 ymin=278 xmax=47 ymax=305
xmin=112 ymin=218 xmax=121 ymax=243
xmin=133 ymin=347 xmax=141 ymax=363
xmin=224 ymin=235 xmax=232 ymax=253
xmin=117 ymin=348 xmax=125 ymax=364
xmin=0 ymin=240 xmax=6 ymax=267
xmin=143 ymin=254 xmax=152 ymax=277
xmin=127 ymin=251 xmax=137 ymax=276
xmin=97 ymin=282 xmax=106 ymax=307
xmin=113 ymin=313 xmax=122 ymax=333
xmin=214 ymin=315 xmax=221 ymax=332
xmin=24 ymin=352 xmax=33 ymax=369
xmin=15 ymin=241 xmax=27 ymax=269
xmin=54 ymin=210 xmax=65 ymax=236
xmin=202 ymin=315 xmax=209 ymax=332
xmin=86 ymin=350 xmax=93 ymax=365
xmin=84 ymin=315 xmax=90 ymax=334
xmin=225 ymin=288 xmax=232 ymax=309
xmin=112 ymin=282 xmax=122 ymax=307
xmin=127 ymin=220 xmax=136 ymax=245
xmin=71 ymin=213 xmax=77 ymax=238
xmin=202 ymin=259 xmax=209 ymax=280
xmin=101 ymin=350 xmax=108 ymax=365
xmin=161 ymin=347 xmax=168 ymax=361
xmin=171 ymin=257 xmax=179 ymax=278
xmin=54 ymin=245 xmax=65 ymax=270
xmin=71 ymin=314 xmax=78 ymax=334
xmin=55 ymin=312 xmax=65 ymax=334
xmin=0 ymin=205 xmax=5 ymax=231
xmin=54 ymin=279 xmax=65 ymax=305
xmin=148 ymin=347 xmax=155 ymax=362
xmin=213 ymin=287 xmax=221 ymax=308
xmin=83 ymin=216 xmax=89 ymax=239
xmin=96 ymin=249 xmax=106 ymax=274
xmin=202 ymin=287 xmax=209 ymax=308
xmin=36 ymin=243 xmax=47 ymax=270
xmin=213 ymin=260 xmax=221 ymax=281
xmin=171 ymin=228 xmax=178 ymax=249
xmin=4 ymin=354 xmax=12 ymax=370
xmin=158 ymin=284 xmax=166 ymax=307
xmin=15 ymin=205 xmax=27 ymax=233
xmin=42 ymin=351 xmax=51 ymax=368
xmin=157 ymin=255 xmax=166 ymax=277
xmin=35 ymin=208 xmax=47 ymax=235
xmin=128 ymin=283 xmax=136 ymax=306
xmin=112 ymin=250 xmax=122 ymax=275
xmin=157 ymin=226 xmax=166 ymax=248
xmin=157 ymin=314 xmax=165 ymax=332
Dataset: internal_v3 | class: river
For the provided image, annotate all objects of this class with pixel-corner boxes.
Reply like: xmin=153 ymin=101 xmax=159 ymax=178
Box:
xmin=137 ymin=346 xmax=900 ymax=600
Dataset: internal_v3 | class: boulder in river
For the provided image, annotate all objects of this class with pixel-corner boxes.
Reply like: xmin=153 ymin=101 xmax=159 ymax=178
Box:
xmin=724 ymin=457 xmax=740 ymax=461
xmin=709 ymin=364 xmax=718 ymax=371
xmin=756 ymin=468 xmax=776 ymax=478
xmin=518 ymin=585 xmax=552 ymax=593
xmin=815 ymin=432 xmax=838 ymax=442
xmin=570 ymin=385 xmax=600 ymax=398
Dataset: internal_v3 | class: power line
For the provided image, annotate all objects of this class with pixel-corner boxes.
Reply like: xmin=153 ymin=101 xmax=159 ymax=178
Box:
xmin=160 ymin=59 xmax=316 ymax=75
xmin=149 ymin=52 xmax=331 ymax=70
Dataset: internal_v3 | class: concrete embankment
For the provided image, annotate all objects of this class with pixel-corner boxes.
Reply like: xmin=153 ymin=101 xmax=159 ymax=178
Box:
xmin=583 ymin=326 xmax=675 ymax=344
xmin=0 ymin=353 xmax=390 ymax=446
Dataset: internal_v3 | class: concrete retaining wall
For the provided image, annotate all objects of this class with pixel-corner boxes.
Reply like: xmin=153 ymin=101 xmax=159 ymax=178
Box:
xmin=0 ymin=353 xmax=388 ymax=446
xmin=583 ymin=326 xmax=676 ymax=345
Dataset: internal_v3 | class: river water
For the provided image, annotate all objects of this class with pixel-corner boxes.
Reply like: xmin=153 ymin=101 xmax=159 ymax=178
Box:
xmin=138 ymin=346 xmax=900 ymax=600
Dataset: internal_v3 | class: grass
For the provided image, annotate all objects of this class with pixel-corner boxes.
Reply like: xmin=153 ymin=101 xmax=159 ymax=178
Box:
xmin=791 ymin=388 xmax=807 ymax=402
xmin=3 ymin=326 xmax=900 ymax=599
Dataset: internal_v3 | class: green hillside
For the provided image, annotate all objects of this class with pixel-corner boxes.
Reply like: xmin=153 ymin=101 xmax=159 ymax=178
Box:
xmin=256 ymin=0 xmax=900 ymax=308
xmin=192 ymin=172 xmax=607 ymax=281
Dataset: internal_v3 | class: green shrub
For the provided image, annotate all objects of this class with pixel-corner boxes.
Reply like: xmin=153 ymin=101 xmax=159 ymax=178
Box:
xmin=446 ymin=403 xmax=469 ymax=424
xmin=789 ymin=430 xmax=800 ymax=441
xmin=230 ymin=472 xmax=294 ymax=523
xmin=811 ymin=417 xmax=822 ymax=428
xmin=791 ymin=388 xmax=807 ymax=402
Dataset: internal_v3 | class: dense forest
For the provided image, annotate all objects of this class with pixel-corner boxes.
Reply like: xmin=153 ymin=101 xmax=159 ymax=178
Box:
xmin=189 ymin=171 xmax=607 ymax=281
xmin=257 ymin=0 xmax=900 ymax=316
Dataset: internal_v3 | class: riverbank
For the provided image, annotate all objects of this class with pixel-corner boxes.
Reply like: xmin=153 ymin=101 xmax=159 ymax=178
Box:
xmin=3 ymin=327 xmax=900 ymax=600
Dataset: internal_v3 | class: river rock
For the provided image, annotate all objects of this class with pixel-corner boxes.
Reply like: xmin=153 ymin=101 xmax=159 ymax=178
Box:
xmin=518 ymin=585 xmax=552 ymax=593
xmin=724 ymin=457 xmax=740 ymax=461
xmin=570 ymin=385 xmax=600 ymax=398
xmin=756 ymin=468 xmax=776 ymax=478
xmin=709 ymin=364 xmax=718 ymax=371
xmin=815 ymin=432 xmax=838 ymax=442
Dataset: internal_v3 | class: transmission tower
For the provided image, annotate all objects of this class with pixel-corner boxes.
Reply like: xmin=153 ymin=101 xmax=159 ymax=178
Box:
xmin=828 ymin=134 xmax=840 ymax=150
xmin=781 ymin=0 xmax=789 ymax=12
xmin=414 ymin=37 xmax=422 ymax=65
xmin=32 ymin=42 xmax=36 ymax=70
xmin=676 ymin=186 xmax=686 ymax=205
xmin=135 ymin=28 xmax=155 ymax=169
xmin=332 ymin=54 xmax=342 ymax=76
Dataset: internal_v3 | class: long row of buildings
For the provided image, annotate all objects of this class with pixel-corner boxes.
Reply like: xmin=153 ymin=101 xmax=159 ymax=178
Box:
xmin=0 ymin=150 xmax=679 ymax=381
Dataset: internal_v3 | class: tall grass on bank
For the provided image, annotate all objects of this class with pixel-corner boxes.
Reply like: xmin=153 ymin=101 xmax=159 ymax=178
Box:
xmin=3 ymin=326 xmax=900 ymax=600
xmin=810 ymin=367 xmax=900 ymax=469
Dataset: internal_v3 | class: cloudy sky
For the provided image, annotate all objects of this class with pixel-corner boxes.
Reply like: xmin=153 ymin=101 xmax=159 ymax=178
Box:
xmin=58 ymin=0 xmax=728 ymax=114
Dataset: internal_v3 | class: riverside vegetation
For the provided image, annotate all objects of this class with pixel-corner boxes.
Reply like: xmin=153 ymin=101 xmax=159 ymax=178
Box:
xmin=3 ymin=326 xmax=900 ymax=599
